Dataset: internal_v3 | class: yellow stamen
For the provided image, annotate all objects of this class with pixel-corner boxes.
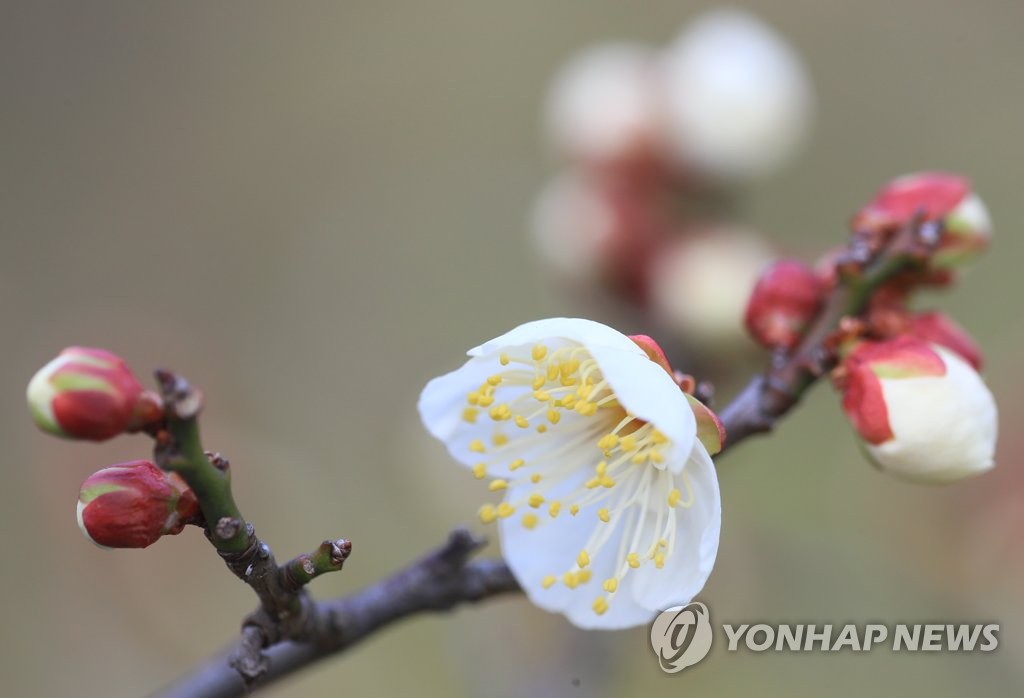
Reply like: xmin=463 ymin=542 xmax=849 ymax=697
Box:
xmin=627 ymin=553 xmax=640 ymax=569
xmin=548 ymin=501 xmax=562 ymax=517
xmin=577 ymin=569 xmax=592 ymax=583
xmin=592 ymin=597 xmax=609 ymax=615
xmin=478 ymin=505 xmax=496 ymax=524
xmin=541 ymin=575 xmax=556 ymax=589
xmin=598 ymin=508 xmax=610 ymax=523
xmin=668 ymin=488 xmax=682 ymax=508
xmin=462 ymin=407 xmax=479 ymax=423
xmin=547 ymin=409 xmax=561 ymax=424
xmin=577 ymin=550 xmax=590 ymax=568
xmin=528 ymin=493 xmax=545 ymax=508
xmin=563 ymin=572 xmax=579 ymax=589
xmin=499 ymin=352 xmax=510 ymax=366
xmin=496 ymin=502 xmax=515 ymax=518
xmin=533 ymin=390 xmax=550 ymax=401
xmin=471 ymin=463 xmax=486 ymax=480
xmin=509 ymin=458 xmax=525 ymax=470
xmin=569 ymin=504 xmax=580 ymax=516
xmin=602 ymin=578 xmax=618 ymax=593
xmin=521 ymin=513 xmax=538 ymax=530
xmin=532 ymin=344 xmax=548 ymax=361
xmin=469 ymin=439 xmax=485 ymax=453
xmin=489 ymin=479 xmax=508 ymax=492
xmin=530 ymin=473 xmax=542 ymax=484
xmin=492 ymin=433 xmax=508 ymax=446
xmin=487 ymin=375 xmax=502 ymax=386
xmin=536 ymin=424 xmax=548 ymax=433
xmin=514 ymin=415 xmax=529 ymax=429
xmin=655 ymin=552 xmax=666 ymax=569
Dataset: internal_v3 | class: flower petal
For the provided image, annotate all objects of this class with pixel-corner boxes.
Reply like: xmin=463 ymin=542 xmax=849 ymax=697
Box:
xmin=630 ymin=442 xmax=720 ymax=611
xmin=469 ymin=318 xmax=645 ymax=358
xmin=499 ymin=473 xmax=659 ymax=630
xmin=586 ymin=344 xmax=697 ymax=472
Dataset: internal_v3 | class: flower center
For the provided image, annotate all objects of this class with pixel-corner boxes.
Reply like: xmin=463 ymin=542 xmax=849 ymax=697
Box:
xmin=464 ymin=342 xmax=694 ymax=615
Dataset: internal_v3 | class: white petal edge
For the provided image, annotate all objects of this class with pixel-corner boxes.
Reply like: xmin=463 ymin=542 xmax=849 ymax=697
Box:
xmin=469 ymin=318 xmax=645 ymax=359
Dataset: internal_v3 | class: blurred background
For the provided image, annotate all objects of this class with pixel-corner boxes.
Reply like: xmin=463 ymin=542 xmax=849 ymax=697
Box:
xmin=2 ymin=1 xmax=1022 ymax=696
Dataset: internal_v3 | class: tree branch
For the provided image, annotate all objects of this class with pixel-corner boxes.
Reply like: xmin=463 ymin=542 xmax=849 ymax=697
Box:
xmin=156 ymin=530 xmax=519 ymax=698
xmin=155 ymin=216 xmax=938 ymax=697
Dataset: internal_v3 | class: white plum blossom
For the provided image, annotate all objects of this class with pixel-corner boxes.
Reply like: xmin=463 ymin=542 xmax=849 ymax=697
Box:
xmin=419 ymin=318 xmax=722 ymax=629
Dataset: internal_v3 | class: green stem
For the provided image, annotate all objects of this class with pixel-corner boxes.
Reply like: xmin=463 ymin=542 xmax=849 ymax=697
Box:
xmin=164 ymin=417 xmax=250 ymax=553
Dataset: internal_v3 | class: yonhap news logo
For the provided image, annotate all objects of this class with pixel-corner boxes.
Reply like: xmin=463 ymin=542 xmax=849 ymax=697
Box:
xmin=650 ymin=602 xmax=714 ymax=672
xmin=650 ymin=603 xmax=999 ymax=673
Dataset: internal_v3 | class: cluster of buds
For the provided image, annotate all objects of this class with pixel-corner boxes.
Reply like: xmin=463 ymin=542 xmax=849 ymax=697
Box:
xmin=27 ymin=347 xmax=204 ymax=548
xmin=532 ymin=9 xmax=813 ymax=351
xmin=745 ymin=172 xmax=997 ymax=482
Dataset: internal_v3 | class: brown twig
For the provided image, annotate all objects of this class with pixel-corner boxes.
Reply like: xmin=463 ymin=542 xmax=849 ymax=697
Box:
xmin=155 ymin=530 xmax=518 ymax=698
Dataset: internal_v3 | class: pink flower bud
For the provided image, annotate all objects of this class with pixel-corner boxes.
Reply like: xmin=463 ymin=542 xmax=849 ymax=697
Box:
xmin=27 ymin=347 xmax=159 ymax=441
xmin=906 ymin=311 xmax=983 ymax=371
xmin=852 ymin=172 xmax=992 ymax=269
xmin=77 ymin=460 xmax=199 ymax=549
xmin=743 ymin=259 xmax=825 ymax=349
xmin=839 ymin=337 xmax=997 ymax=482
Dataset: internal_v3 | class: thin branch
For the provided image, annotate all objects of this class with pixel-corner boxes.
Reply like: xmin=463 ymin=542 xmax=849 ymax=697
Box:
xmin=156 ymin=530 xmax=519 ymax=698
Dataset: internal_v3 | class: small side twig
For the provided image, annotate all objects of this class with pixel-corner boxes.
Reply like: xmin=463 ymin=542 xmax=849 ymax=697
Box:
xmin=156 ymin=530 xmax=519 ymax=698
xmin=150 ymin=370 xmax=351 ymax=686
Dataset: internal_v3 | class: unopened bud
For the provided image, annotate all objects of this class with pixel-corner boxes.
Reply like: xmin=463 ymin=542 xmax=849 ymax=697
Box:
xmin=27 ymin=347 xmax=160 ymax=441
xmin=744 ymin=259 xmax=825 ymax=349
xmin=77 ymin=460 xmax=199 ymax=549
xmin=852 ymin=172 xmax=992 ymax=269
xmin=839 ymin=337 xmax=997 ymax=483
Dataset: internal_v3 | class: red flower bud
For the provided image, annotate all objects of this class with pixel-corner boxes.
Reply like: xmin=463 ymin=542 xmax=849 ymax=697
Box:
xmin=27 ymin=347 xmax=160 ymax=441
xmin=77 ymin=460 xmax=199 ymax=549
xmin=743 ymin=259 xmax=825 ymax=349
xmin=906 ymin=311 xmax=983 ymax=371
xmin=852 ymin=172 xmax=992 ymax=269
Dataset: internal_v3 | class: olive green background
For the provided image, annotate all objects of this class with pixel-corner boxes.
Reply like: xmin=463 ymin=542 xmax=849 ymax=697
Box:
xmin=2 ymin=2 xmax=1022 ymax=696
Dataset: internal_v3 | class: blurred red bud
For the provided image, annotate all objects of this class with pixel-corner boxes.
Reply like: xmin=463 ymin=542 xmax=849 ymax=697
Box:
xmin=744 ymin=259 xmax=825 ymax=350
xmin=852 ymin=172 xmax=991 ymax=269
